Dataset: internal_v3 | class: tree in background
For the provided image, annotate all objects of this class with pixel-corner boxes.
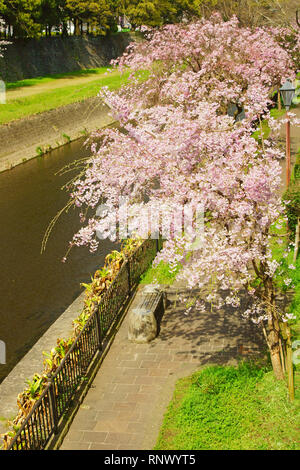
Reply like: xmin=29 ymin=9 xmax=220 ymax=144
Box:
xmin=0 ymin=0 xmax=119 ymax=38
xmin=121 ymin=0 xmax=178 ymax=28
xmin=0 ymin=0 xmax=299 ymax=38
xmin=122 ymin=0 xmax=300 ymax=28
xmin=40 ymin=0 xmax=63 ymax=36
xmin=1 ymin=0 xmax=42 ymax=38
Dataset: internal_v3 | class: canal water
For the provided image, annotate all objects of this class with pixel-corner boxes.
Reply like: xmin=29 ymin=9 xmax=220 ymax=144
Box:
xmin=0 ymin=139 xmax=116 ymax=383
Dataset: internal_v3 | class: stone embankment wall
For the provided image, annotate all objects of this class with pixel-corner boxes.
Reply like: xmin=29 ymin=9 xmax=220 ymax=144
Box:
xmin=0 ymin=97 xmax=115 ymax=172
xmin=0 ymin=33 xmax=134 ymax=82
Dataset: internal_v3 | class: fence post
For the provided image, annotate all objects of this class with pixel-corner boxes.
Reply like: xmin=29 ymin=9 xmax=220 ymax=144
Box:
xmin=95 ymin=305 xmax=103 ymax=351
xmin=126 ymin=259 xmax=131 ymax=296
xmin=47 ymin=375 xmax=59 ymax=435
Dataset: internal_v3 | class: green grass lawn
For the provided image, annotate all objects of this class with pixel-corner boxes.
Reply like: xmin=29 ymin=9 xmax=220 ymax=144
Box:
xmin=155 ymin=361 xmax=300 ymax=450
xmin=252 ymin=107 xmax=286 ymax=141
xmin=0 ymin=67 xmax=137 ymax=124
xmin=140 ymin=260 xmax=180 ymax=285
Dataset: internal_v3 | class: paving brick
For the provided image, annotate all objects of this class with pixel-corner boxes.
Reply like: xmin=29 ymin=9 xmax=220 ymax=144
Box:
xmin=89 ymin=443 xmax=119 ymax=450
xmin=158 ymin=361 xmax=175 ymax=369
xmin=113 ymin=384 xmax=142 ymax=395
xmin=64 ymin=430 xmax=84 ymax=442
xmin=118 ymin=444 xmax=142 ymax=450
xmin=113 ymin=402 xmax=138 ymax=412
xmin=122 ymin=367 xmax=150 ymax=376
xmin=139 ymin=384 xmax=163 ymax=393
xmin=111 ymin=375 xmax=136 ymax=385
xmin=95 ymin=410 xmax=119 ymax=421
xmin=83 ymin=400 xmax=117 ymax=412
xmin=94 ymin=419 xmax=129 ymax=433
xmin=126 ymin=392 xmax=154 ymax=403
xmin=148 ymin=368 xmax=169 ymax=377
xmin=140 ymin=361 xmax=158 ymax=369
xmin=82 ymin=431 xmax=108 ymax=443
xmin=61 ymin=441 xmax=91 ymax=450
xmin=104 ymin=432 xmax=134 ymax=446
xmin=127 ymin=422 xmax=147 ymax=433
xmin=134 ymin=375 xmax=168 ymax=386
xmin=118 ymin=411 xmax=141 ymax=422
xmin=136 ymin=353 xmax=158 ymax=361
xmin=119 ymin=360 xmax=143 ymax=368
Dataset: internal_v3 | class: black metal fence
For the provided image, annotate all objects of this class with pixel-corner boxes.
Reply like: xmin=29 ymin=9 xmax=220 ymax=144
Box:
xmin=7 ymin=238 xmax=162 ymax=450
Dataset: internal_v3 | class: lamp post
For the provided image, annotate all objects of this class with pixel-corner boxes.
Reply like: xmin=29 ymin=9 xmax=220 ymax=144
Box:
xmin=280 ymin=80 xmax=296 ymax=187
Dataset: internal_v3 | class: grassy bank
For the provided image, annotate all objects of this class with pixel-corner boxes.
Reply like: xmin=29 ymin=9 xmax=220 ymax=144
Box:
xmin=5 ymin=67 xmax=114 ymax=90
xmin=0 ymin=67 xmax=132 ymax=124
xmin=155 ymin=362 xmax=300 ymax=450
xmin=140 ymin=261 xmax=180 ymax=285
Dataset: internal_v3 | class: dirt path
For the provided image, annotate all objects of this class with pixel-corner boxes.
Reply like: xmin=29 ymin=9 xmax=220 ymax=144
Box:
xmin=6 ymin=71 xmax=116 ymax=101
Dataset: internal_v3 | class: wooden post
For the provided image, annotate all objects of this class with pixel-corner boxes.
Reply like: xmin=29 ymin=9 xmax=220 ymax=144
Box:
xmin=281 ymin=323 xmax=295 ymax=402
xmin=293 ymin=217 xmax=300 ymax=264
xmin=286 ymin=326 xmax=295 ymax=402
xmin=286 ymin=113 xmax=291 ymax=188
xmin=278 ymin=91 xmax=281 ymax=110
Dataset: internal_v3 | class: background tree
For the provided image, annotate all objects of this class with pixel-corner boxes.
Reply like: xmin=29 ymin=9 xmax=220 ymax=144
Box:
xmin=65 ymin=0 xmax=117 ymax=35
xmin=121 ymin=0 xmax=300 ymax=28
xmin=40 ymin=0 xmax=62 ymax=36
xmin=1 ymin=0 xmax=42 ymax=38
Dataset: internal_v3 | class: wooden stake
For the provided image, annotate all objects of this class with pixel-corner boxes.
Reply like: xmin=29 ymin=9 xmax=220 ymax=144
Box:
xmin=281 ymin=322 xmax=295 ymax=402
xmin=293 ymin=217 xmax=299 ymax=264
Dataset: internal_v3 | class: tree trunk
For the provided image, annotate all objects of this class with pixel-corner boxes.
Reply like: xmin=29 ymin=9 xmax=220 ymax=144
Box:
xmin=62 ymin=22 xmax=68 ymax=37
xmin=269 ymin=336 xmax=284 ymax=380
xmin=74 ymin=18 xmax=80 ymax=36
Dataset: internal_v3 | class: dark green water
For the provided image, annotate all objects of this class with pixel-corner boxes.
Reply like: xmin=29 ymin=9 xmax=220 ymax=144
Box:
xmin=0 ymin=140 xmax=116 ymax=383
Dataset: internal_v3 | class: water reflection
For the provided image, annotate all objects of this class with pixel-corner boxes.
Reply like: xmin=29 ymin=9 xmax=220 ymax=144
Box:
xmin=0 ymin=139 xmax=116 ymax=383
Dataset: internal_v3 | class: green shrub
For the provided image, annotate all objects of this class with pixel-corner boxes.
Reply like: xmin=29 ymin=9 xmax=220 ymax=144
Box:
xmin=294 ymin=149 xmax=300 ymax=180
xmin=283 ymin=180 xmax=300 ymax=237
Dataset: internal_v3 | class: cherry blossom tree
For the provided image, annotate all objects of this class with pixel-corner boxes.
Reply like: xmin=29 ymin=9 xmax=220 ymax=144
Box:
xmin=67 ymin=14 xmax=299 ymax=380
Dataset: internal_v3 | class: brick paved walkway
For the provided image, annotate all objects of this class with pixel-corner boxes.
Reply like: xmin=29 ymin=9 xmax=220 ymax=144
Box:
xmin=60 ymin=285 xmax=264 ymax=450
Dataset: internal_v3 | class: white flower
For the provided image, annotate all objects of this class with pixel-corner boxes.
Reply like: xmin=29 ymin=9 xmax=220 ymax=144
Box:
xmin=282 ymin=313 xmax=296 ymax=322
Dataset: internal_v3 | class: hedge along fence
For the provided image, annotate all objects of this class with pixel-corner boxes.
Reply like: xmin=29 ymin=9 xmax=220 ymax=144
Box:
xmin=1 ymin=237 xmax=162 ymax=451
xmin=283 ymin=149 xmax=300 ymax=264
